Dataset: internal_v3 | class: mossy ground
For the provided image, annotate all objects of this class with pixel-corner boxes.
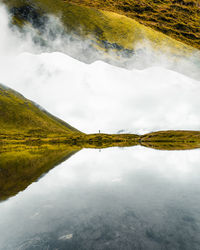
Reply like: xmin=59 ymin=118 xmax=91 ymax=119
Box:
xmin=68 ymin=0 xmax=200 ymax=50
xmin=140 ymin=130 xmax=200 ymax=150
xmin=3 ymin=0 xmax=197 ymax=56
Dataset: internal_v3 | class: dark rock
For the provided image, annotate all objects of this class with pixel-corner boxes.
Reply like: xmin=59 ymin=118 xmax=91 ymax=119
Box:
xmin=10 ymin=5 xmax=48 ymax=30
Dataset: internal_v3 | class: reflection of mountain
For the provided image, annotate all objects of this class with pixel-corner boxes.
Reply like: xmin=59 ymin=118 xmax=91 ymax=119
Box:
xmin=0 ymin=83 xmax=80 ymax=139
xmin=1 ymin=131 xmax=200 ymax=201
xmin=1 ymin=136 xmax=200 ymax=201
xmin=140 ymin=141 xmax=200 ymax=151
xmin=0 ymin=144 xmax=81 ymax=201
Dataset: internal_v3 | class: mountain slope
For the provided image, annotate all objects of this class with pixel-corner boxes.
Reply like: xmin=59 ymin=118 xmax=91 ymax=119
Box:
xmin=3 ymin=0 xmax=197 ymax=56
xmin=0 ymin=83 xmax=80 ymax=137
xmin=69 ymin=0 xmax=200 ymax=50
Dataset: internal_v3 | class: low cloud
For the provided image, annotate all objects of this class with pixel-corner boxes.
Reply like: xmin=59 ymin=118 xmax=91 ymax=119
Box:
xmin=0 ymin=5 xmax=200 ymax=134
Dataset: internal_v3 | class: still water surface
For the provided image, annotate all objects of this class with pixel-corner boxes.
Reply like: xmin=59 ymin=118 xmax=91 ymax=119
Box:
xmin=1 ymin=147 xmax=200 ymax=250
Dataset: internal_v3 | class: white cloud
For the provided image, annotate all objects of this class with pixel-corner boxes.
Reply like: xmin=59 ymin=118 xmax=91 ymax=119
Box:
xmin=0 ymin=5 xmax=200 ymax=134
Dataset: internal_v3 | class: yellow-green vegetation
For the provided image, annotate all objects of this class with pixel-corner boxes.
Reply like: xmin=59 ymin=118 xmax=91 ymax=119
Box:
xmin=141 ymin=130 xmax=200 ymax=141
xmin=79 ymin=133 xmax=140 ymax=148
xmin=1 ymin=84 xmax=200 ymax=149
xmin=140 ymin=130 xmax=200 ymax=150
xmin=0 ymin=143 xmax=81 ymax=201
xmin=68 ymin=0 xmax=200 ymax=50
xmin=0 ymin=83 xmax=80 ymax=140
xmin=0 ymin=84 xmax=140 ymax=146
xmin=3 ymin=0 xmax=197 ymax=56
xmin=0 ymin=133 xmax=138 ymax=201
xmin=1 ymin=130 xmax=200 ymax=200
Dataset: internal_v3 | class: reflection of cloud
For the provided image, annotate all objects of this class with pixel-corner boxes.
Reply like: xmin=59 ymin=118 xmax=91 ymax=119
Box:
xmin=1 ymin=147 xmax=200 ymax=249
xmin=59 ymin=234 xmax=73 ymax=241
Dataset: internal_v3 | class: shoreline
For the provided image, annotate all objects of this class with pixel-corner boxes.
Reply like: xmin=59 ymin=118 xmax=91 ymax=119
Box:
xmin=1 ymin=130 xmax=200 ymax=151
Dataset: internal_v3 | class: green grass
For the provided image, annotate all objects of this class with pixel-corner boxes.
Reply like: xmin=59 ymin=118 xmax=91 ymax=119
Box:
xmin=140 ymin=130 xmax=200 ymax=150
xmin=1 ymin=84 xmax=200 ymax=149
xmin=68 ymin=0 xmax=200 ymax=50
xmin=3 ymin=0 xmax=197 ymax=56
xmin=0 ymin=84 xmax=81 ymax=139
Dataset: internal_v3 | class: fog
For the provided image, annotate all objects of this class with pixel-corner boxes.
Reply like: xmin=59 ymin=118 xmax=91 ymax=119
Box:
xmin=0 ymin=5 xmax=200 ymax=134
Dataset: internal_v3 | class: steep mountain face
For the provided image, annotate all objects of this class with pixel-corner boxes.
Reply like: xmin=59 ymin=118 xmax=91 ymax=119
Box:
xmin=2 ymin=0 xmax=197 ymax=57
xmin=69 ymin=0 xmax=200 ymax=50
xmin=0 ymin=84 xmax=80 ymax=137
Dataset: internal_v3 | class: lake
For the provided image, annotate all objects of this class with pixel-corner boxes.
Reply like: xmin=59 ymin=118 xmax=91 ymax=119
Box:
xmin=0 ymin=146 xmax=200 ymax=250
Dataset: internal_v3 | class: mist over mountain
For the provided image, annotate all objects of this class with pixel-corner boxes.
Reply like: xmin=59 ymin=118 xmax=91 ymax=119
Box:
xmin=0 ymin=4 xmax=199 ymax=135
xmin=1 ymin=2 xmax=200 ymax=79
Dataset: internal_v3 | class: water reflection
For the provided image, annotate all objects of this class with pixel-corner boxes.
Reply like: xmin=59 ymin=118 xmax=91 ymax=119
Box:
xmin=1 ymin=140 xmax=199 ymax=201
xmin=0 ymin=144 xmax=80 ymax=201
xmin=140 ymin=140 xmax=200 ymax=151
xmin=0 ymin=145 xmax=200 ymax=249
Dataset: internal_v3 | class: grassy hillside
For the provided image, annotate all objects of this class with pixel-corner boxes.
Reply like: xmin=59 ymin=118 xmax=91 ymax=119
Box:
xmin=140 ymin=130 xmax=200 ymax=150
xmin=0 ymin=84 xmax=80 ymax=139
xmin=69 ymin=0 xmax=200 ymax=50
xmin=1 ymin=84 xmax=200 ymax=148
xmin=3 ymin=0 xmax=197 ymax=56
